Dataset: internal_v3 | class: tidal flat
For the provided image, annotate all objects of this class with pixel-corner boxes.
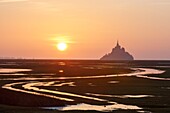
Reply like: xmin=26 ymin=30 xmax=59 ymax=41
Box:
xmin=0 ymin=60 xmax=170 ymax=113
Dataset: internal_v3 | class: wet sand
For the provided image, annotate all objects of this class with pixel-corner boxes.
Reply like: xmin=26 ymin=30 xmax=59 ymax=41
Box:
xmin=0 ymin=60 xmax=170 ymax=113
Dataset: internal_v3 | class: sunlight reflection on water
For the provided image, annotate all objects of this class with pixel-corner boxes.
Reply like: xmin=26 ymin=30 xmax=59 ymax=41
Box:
xmin=58 ymin=62 xmax=66 ymax=66
xmin=0 ymin=68 xmax=31 ymax=73
xmin=108 ymin=81 xmax=119 ymax=84
xmin=59 ymin=70 xmax=64 ymax=73
xmin=42 ymin=103 xmax=141 ymax=111
xmin=0 ymin=68 xmax=168 ymax=81
xmin=2 ymin=82 xmax=74 ymax=102
xmin=1 ymin=67 xmax=165 ymax=112
xmin=86 ymin=93 xmax=154 ymax=98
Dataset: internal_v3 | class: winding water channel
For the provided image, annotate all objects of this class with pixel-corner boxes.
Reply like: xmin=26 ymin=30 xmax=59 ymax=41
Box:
xmin=0 ymin=67 xmax=169 ymax=112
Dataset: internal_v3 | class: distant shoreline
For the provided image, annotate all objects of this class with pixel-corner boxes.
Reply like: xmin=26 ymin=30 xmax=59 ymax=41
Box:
xmin=0 ymin=59 xmax=170 ymax=61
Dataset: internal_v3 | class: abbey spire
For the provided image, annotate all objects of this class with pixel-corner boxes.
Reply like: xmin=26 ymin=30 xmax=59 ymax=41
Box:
xmin=116 ymin=40 xmax=121 ymax=49
xmin=116 ymin=40 xmax=119 ymax=46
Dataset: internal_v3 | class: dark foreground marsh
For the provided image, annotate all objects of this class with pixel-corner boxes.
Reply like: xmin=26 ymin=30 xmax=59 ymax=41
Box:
xmin=0 ymin=60 xmax=170 ymax=113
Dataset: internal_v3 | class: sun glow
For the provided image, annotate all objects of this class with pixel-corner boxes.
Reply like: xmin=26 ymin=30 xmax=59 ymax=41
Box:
xmin=57 ymin=42 xmax=67 ymax=51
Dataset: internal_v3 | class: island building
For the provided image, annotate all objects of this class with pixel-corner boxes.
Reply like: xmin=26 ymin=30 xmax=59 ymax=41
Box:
xmin=100 ymin=41 xmax=134 ymax=60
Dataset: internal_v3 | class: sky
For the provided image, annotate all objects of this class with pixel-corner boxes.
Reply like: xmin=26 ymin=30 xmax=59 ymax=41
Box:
xmin=0 ymin=0 xmax=170 ymax=60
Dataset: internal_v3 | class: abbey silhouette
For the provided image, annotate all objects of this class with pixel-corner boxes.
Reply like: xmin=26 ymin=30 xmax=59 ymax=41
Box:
xmin=100 ymin=41 xmax=134 ymax=60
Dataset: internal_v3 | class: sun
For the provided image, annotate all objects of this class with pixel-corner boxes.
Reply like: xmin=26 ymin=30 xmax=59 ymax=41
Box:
xmin=57 ymin=42 xmax=67 ymax=51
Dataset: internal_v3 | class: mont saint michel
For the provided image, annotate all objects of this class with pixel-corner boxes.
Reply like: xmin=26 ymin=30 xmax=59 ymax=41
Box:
xmin=100 ymin=41 xmax=134 ymax=60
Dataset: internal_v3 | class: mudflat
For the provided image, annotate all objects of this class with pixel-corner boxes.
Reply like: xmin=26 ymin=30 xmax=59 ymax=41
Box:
xmin=0 ymin=60 xmax=170 ymax=113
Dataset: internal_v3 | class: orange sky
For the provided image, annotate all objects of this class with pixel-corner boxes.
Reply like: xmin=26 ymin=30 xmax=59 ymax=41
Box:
xmin=0 ymin=0 xmax=170 ymax=60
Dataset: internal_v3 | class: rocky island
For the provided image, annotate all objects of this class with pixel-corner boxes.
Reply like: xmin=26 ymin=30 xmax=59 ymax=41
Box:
xmin=100 ymin=41 xmax=134 ymax=60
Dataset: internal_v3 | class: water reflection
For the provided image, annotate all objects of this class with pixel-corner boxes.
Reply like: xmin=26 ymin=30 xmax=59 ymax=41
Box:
xmin=43 ymin=103 xmax=141 ymax=111
xmin=2 ymin=82 xmax=73 ymax=101
xmin=1 ymin=67 xmax=163 ymax=112
xmin=86 ymin=93 xmax=154 ymax=98
xmin=58 ymin=62 xmax=66 ymax=66
xmin=0 ymin=68 xmax=168 ymax=81
xmin=3 ymin=82 xmax=74 ymax=102
xmin=59 ymin=70 xmax=64 ymax=73
xmin=3 ymin=80 xmax=143 ymax=112
xmin=0 ymin=68 xmax=31 ymax=73
xmin=23 ymin=82 xmax=106 ymax=102
xmin=108 ymin=81 xmax=119 ymax=84
xmin=88 ymin=83 xmax=95 ymax=86
xmin=83 ymin=65 xmax=115 ymax=70
xmin=54 ymin=82 xmax=75 ymax=87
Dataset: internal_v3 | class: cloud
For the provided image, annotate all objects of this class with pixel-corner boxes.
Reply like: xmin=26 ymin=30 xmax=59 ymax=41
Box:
xmin=0 ymin=0 xmax=28 ymax=3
